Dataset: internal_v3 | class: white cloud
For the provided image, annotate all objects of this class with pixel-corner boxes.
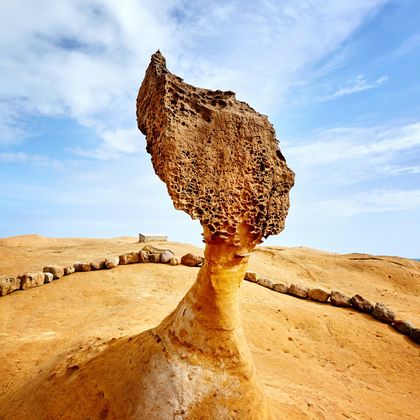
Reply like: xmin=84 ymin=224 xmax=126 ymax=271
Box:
xmin=172 ymin=0 xmax=389 ymax=110
xmin=379 ymin=164 xmax=420 ymax=176
xmin=0 ymin=103 xmax=28 ymax=145
xmin=284 ymin=121 xmax=420 ymax=220
xmin=309 ymin=188 xmax=420 ymax=216
xmin=99 ymin=127 xmax=144 ymax=154
xmin=0 ymin=0 xmax=182 ymax=149
xmin=330 ymin=74 xmax=388 ymax=98
xmin=285 ymin=121 xmax=420 ymax=185
xmin=0 ymin=151 xmax=63 ymax=169
xmin=69 ymin=127 xmax=144 ymax=160
xmin=0 ymin=0 xmax=388 ymax=153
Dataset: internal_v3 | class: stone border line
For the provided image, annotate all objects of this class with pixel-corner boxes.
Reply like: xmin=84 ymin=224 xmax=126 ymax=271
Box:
xmin=243 ymin=271 xmax=420 ymax=345
xmin=0 ymin=247 xmax=203 ymax=297
xmin=0 ymin=248 xmax=418 ymax=345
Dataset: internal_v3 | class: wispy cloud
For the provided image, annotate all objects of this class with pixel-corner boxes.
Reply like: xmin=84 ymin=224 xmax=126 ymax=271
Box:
xmin=284 ymin=120 xmax=420 ymax=220
xmin=392 ymin=32 xmax=420 ymax=57
xmin=309 ymin=188 xmax=420 ymax=216
xmin=0 ymin=151 xmax=63 ymax=169
xmin=0 ymin=0 xmax=181 ymax=150
xmin=330 ymin=74 xmax=388 ymax=98
xmin=286 ymin=121 xmax=420 ymax=183
xmin=0 ymin=102 xmax=28 ymax=145
xmin=0 ymin=0 xmax=388 ymax=153
xmin=69 ymin=127 xmax=143 ymax=160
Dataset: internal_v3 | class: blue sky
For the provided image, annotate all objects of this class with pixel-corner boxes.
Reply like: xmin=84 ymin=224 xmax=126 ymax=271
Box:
xmin=1 ymin=0 xmax=419 ymax=257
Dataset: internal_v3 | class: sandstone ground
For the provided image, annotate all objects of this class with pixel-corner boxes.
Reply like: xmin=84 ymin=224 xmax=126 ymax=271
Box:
xmin=0 ymin=235 xmax=419 ymax=419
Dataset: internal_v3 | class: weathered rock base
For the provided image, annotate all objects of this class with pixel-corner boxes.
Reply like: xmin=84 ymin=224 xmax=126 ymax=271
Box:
xmin=4 ymin=330 xmax=270 ymax=419
xmin=5 ymin=231 xmax=272 ymax=419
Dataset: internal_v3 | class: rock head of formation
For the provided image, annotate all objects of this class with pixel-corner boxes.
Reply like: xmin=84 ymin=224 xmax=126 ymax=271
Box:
xmin=137 ymin=51 xmax=294 ymax=244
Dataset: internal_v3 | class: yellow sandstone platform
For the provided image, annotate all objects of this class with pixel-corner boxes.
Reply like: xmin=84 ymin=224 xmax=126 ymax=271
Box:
xmin=0 ymin=235 xmax=419 ymax=418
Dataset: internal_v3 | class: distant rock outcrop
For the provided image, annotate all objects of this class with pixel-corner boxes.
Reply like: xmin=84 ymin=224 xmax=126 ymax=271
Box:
xmin=288 ymin=284 xmax=309 ymax=299
xmin=90 ymin=261 xmax=106 ymax=270
xmin=258 ymin=277 xmax=274 ymax=289
xmin=43 ymin=272 xmax=54 ymax=283
xmin=104 ymin=257 xmax=119 ymax=269
xmin=73 ymin=262 xmax=91 ymax=272
xmin=410 ymin=328 xmax=420 ymax=344
xmin=119 ymin=252 xmax=140 ymax=265
xmin=393 ymin=319 xmax=414 ymax=335
xmin=273 ymin=282 xmax=288 ymax=293
xmin=159 ymin=250 xmax=174 ymax=264
xmin=64 ymin=265 xmax=75 ymax=275
xmin=244 ymin=271 xmax=259 ymax=283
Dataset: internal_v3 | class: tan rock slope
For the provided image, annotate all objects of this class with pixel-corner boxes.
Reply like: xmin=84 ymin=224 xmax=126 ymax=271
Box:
xmin=0 ymin=236 xmax=419 ymax=419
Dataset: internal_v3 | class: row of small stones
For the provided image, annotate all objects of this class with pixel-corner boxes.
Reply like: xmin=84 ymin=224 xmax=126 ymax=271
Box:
xmin=0 ymin=248 xmax=190 ymax=297
xmin=0 ymin=249 xmax=418 ymax=346
xmin=244 ymin=271 xmax=420 ymax=345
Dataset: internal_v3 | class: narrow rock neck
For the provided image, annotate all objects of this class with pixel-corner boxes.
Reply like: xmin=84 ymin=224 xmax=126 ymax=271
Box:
xmin=156 ymin=229 xmax=258 ymax=365
xmin=187 ymin=241 xmax=251 ymax=331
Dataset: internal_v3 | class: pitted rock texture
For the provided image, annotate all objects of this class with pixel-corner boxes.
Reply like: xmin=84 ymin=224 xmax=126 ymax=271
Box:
xmin=0 ymin=275 xmax=20 ymax=296
xmin=43 ymin=265 xmax=64 ymax=279
xmin=137 ymin=51 xmax=294 ymax=243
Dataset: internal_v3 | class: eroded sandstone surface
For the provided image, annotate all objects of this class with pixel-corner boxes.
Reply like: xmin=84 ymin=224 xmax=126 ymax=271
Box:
xmin=137 ymin=51 xmax=294 ymax=243
xmin=1 ymin=237 xmax=419 ymax=419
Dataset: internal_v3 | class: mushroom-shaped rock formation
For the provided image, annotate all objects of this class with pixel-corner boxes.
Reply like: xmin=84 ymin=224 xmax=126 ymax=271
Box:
xmin=2 ymin=52 xmax=294 ymax=420
xmin=138 ymin=51 xmax=293 ymax=242
xmin=136 ymin=51 xmax=295 ymax=417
